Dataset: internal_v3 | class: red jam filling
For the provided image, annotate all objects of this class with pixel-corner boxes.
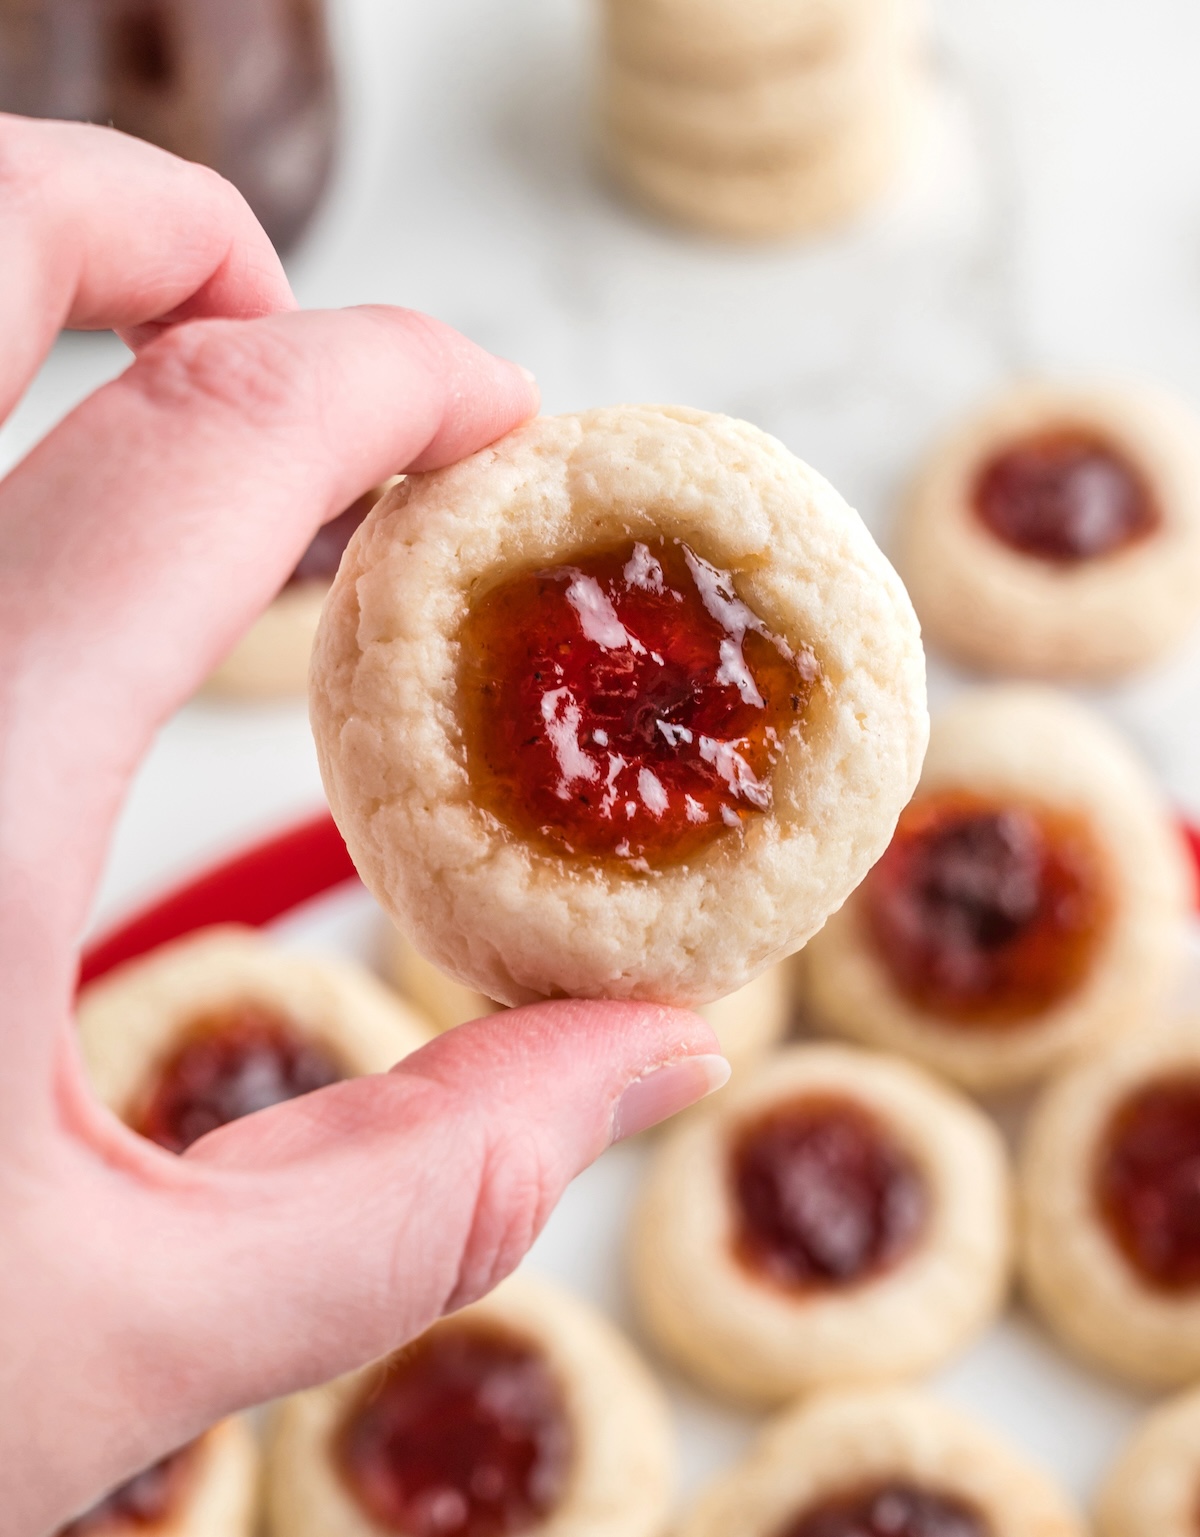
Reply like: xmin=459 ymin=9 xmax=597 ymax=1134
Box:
xmin=731 ymin=1094 xmax=928 ymax=1291
xmin=863 ymin=790 xmax=1109 ymax=1027
xmin=780 ymin=1481 xmax=989 ymax=1537
xmin=135 ymin=1002 xmax=344 ymax=1153
xmin=973 ymin=428 xmax=1158 ymax=563
xmin=458 ymin=537 xmax=819 ymax=867
xmin=59 ymin=1445 xmax=196 ymax=1536
xmin=336 ymin=1321 xmax=572 ymax=1537
xmin=286 ymin=485 xmax=380 ymax=586
xmin=1095 ymin=1076 xmax=1200 ymax=1292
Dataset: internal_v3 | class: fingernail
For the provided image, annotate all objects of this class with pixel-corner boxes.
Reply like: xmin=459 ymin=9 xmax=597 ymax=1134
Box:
xmin=514 ymin=363 xmax=537 ymax=384
xmin=611 ymin=1054 xmax=731 ymax=1143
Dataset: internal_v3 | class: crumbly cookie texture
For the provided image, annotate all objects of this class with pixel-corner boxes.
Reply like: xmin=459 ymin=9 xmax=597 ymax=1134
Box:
xmin=77 ymin=926 xmax=434 ymax=1123
xmin=1020 ymin=1024 xmax=1200 ymax=1388
xmin=805 ymin=685 xmax=1192 ymax=1092
xmin=204 ymin=581 xmax=328 ymax=699
xmin=603 ymin=0 xmax=888 ymax=85
xmin=896 ymin=379 xmax=1200 ymax=679
xmin=605 ymin=74 xmax=923 ymax=240
xmin=601 ymin=0 xmax=922 ymax=162
xmin=677 ymin=1388 xmax=1086 ymax=1537
xmin=265 ymin=1271 xmax=675 ymax=1537
xmin=630 ymin=1044 xmax=1010 ymax=1403
xmin=1095 ymin=1386 xmax=1200 ymax=1537
xmin=310 ymin=406 xmax=927 ymax=1009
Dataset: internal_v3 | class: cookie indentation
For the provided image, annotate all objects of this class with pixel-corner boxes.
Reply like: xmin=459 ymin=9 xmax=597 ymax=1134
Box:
xmin=730 ymin=1094 xmax=928 ymax=1291
xmin=459 ymin=537 xmax=818 ymax=868
xmin=779 ymin=1479 xmax=990 ymax=1537
xmin=336 ymin=1322 xmax=573 ymax=1537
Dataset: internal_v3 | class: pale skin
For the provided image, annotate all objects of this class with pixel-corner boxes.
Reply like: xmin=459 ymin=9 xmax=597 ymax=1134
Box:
xmin=0 ymin=115 xmax=730 ymax=1534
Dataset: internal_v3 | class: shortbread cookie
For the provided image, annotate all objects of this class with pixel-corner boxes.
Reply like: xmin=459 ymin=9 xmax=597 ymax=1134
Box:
xmin=606 ymin=75 xmax=921 ymax=240
xmin=310 ymin=406 xmax=927 ymax=1009
xmin=896 ymin=381 xmax=1200 ymax=678
xmin=207 ymin=485 xmax=388 ymax=699
xmin=266 ymin=1272 xmax=674 ymax=1537
xmin=388 ymin=922 xmax=789 ymax=1072
xmin=78 ymin=926 xmax=432 ymax=1152
xmin=1096 ymin=1386 xmax=1200 ymax=1537
xmin=1021 ymin=1024 xmax=1200 ymax=1387
xmin=604 ymin=0 xmax=889 ymax=85
xmin=602 ymin=0 xmax=921 ymax=163
xmin=630 ymin=1044 xmax=1010 ymax=1402
xmin=60 ymin=1418 xmax=258 ymax=1537
xmin=677 ymin=1388 xmax=1085 ymax=1537
xmin=805 ymin=687 xmax=1191 ymax=1092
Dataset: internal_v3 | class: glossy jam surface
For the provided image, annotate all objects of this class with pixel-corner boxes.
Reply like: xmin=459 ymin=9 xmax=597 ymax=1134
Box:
xmin=731 ymin=1094 xmax=928 ymax=1291
xmin=864 ymin=791 xmax=1109 ymax=1027
xmin=780 ymin=1481 xmax=989 ymax=1537
xmin=458 ymin=538 xmax=819 ymax=866
xmin=59 ymin=1445 xmax=195 ymax=1536
xmin=136 ymin=1002 xmax=344 ymax=1153
xmin=1095 ymin=1076 xmax=1200 ymax=1292
xmin=336 ymin=1322 xmax=572 ymax=1537
xmin=973 ymin=428 xmax=1158 ymax=563
xmin=287 ymin=485 xmax=380 ymax=586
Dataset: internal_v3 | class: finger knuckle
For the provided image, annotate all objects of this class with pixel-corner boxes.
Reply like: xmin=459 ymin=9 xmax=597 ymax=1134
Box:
xmin=450 ymin=1125 xmax=555 ymax=1307
xmin=127 ymin=317 xmax=312 ymax=431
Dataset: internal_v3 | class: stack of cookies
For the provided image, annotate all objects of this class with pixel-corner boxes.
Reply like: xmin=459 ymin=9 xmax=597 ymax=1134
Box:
xmin=599 ymin=0 xmax=928 ymax=239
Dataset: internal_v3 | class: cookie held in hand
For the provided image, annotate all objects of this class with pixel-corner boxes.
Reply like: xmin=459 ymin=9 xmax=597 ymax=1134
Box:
xmin=310 ymin=406 xmax=927 ymax=1007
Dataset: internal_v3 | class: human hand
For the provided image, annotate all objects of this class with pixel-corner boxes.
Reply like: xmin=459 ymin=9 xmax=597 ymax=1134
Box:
xmin=0 ymin=115 xmax=728 ymax=1534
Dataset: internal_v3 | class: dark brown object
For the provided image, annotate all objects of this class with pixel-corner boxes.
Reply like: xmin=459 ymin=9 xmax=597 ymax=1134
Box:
xmin=0 ymin=0 xmax=336 ymax=251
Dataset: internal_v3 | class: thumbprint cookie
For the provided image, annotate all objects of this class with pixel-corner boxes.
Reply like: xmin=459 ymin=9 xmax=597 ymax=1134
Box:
xmin=1021 ymin=1024 xmax=1200 ymax=1387
xmin=310 ymin=406 xmax=927 ymax=1008
xmin=1095 ymin=1385 xmax=1200 ymax=1537
xmin=805 ymin=686 xmax=1190 ymax=1092
xmin=629 ymin=1043 xmax=1010 ymax=1403
xmin=208 ymin=484 xmax=390 ymax=698
xmin=387 ymin=923 xmax=789 ymax=1077
xmin=265 ymin=1272 xmax=674 ymax=1537
xmin=676 ymin=1388 xmax=1085 ymax=1537
xmin=77 ymin=927 xmax=433 ymax=1153
xmin=896 ymin=381 xmax=1200 ymax=679
xmin=57 ymin=1418 xmax=258 ymax=1537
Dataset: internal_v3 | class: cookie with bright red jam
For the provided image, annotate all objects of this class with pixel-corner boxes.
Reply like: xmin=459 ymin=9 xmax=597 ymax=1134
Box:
xmin=335 ymin=1322 xmax=572 ymax=1537
xmin=731 ymin=1094 xmax=928 ymax=1292
xmin=1095 ymin=1075 xmax=1200 ymax=1293
xmin=780 ymin=1481 xmax=989 ymax=1537
xmin=135 ymin=1002 xmax=344 ymax=1153
xmin=59 ymin=1445 xmax=195 ymax=1536
xmin=863 ymin=790 xmax=1110 ymax=1026
xmin=973 ymin=429 xmax=1159 ymax=564
xmin=458 ymin=537 xmax=819 ymax=867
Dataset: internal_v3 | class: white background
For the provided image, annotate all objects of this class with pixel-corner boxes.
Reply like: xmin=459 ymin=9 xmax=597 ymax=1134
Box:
xmin=4 ymin=0 xmax=1200 ymax=1510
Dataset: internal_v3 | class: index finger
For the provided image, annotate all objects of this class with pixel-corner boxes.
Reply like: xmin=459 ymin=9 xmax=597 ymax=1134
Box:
xmin=0 ymin=113 xmax=295 ymax=422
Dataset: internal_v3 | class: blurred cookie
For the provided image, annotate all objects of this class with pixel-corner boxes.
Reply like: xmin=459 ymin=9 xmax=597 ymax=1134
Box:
xmin=805 ymin=687 xmax=1191 ymax=1092
xmin=677 ymin=1388 xmax=1085 ymax=1537
xmin=896 ymin=381 xmax=1200 ymax=679
xmin=601 ymin=0 xmax=921 ymax=163
xmin=266 ymin=1272 xmax=674 ymax=1537
xmin=1096 ymin=1385 xmax=1200 ymax=1537
xmin=207 ymin=484 xmax=389 ymax=699
xmin=311 ymin=406 xmax=926 ymax=1009
xmin=1021 ymin=1023 xmax=1200 ymax=1387
xmin=78 ymin=926 xmax=432 ymax=1152
xmin=604 ymin=0 xmax=887 ymax=86
xmin=387 ymin=926 xmax=501 ymax=1033
xmin=59 ymin=1419 xmax=258 ymax=1537
xmin=606 ymin=74 xmax=921 ymax=239
xmin=630 ymin=1043 xmax=1010 ymax=1403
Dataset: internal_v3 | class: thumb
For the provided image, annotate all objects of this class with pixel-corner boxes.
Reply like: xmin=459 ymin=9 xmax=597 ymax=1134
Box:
xmin=87 ymin=1001 xmax=726 ymax=1459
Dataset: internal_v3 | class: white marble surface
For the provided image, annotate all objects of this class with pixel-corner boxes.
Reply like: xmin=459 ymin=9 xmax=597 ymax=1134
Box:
xmin=3 ymin=0 xmax=1200 ymax=1506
